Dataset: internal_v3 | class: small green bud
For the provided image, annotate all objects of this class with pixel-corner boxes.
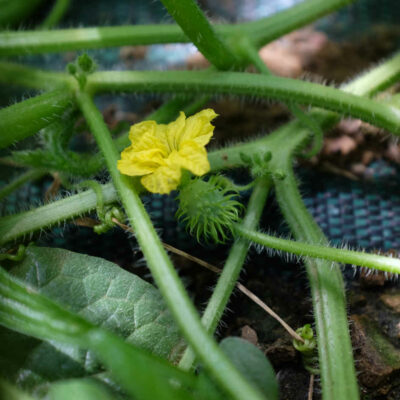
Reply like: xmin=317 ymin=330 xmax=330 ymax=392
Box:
xmin=293 ymin=324 xmax=317 ymax=353
xmin=300 ymin=324 xmax=314 ymax=340
xmin=239 ymin=152 xmax=252 ymax=165
xmin=263 ymin=151 xmax=272 ymax=163
xmin=104 ymin=206 xmax=124 ymax=225
xmin=77 ymin=74 xmax=87 ymax=90
xmin=94 ymin=223 xmax=110 ymax=235
xmin=273 ymin=170 xmax=286 ymax=181
xmin=77 ymin=53 xmax=95 ymax=73
xmin=67 ymin=63 xmax=77 ymax=75
xmin=253 ymin=153 xmax=261 ymax=165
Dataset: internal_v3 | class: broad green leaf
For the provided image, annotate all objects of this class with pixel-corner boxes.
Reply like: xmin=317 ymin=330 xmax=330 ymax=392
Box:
xmin=0 ymin=267 xmax=220 ymax=400
xmin=12 ymin=246 xmax=183 ymax=358
xmin=220 ymin=337 xmax=279 ymax=400
xmin=0 ymin=246 xmax=183 ymax=395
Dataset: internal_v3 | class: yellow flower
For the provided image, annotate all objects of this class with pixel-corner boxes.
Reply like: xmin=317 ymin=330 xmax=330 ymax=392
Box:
xmin=117 ymin=109 xmax=218 ymax=194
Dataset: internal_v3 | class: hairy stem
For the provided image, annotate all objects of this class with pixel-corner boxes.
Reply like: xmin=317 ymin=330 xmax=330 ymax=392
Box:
xmin=39 ymin=0 xmax=70 ymax=29
xmin=0 ymin=183 xmax=117 ymax=246
xmin=160 ymin=0 xmax=238 ymax=69
xmin=239 ymin=0 xmax=354 ymax=47
xmin=0 ymin=169 xmax=46 ymax=202
xmin=0 ymin=89 xmax=74 ymax=149
xmin=87 ymin=70 xmax=400 ymax=134
xmin=0 ymin=0 xmax=45 ymax=27
xmin=0 ymin=61 xmax=72 ymax=90
xmin=1 ymin=51 xmax=398 ymax=253
xmin=274 ymin=160 xmax=359 ymax=400
xmin=235 ymin=37 xmax=325 ymax=155
xmin=179 ymin=177 xmax=271 ymax=370
xmin=75 ymin=90 xmax=266 ymax=400
xmin=236 ymin=226 xmax=400 ymax=274
xmin=0 ymin=0 xmax=353 ymax=55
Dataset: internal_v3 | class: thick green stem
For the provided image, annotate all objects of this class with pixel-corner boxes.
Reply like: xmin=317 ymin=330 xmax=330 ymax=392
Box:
xmin=160 ymin=0 xmax=238 ymax=69
xmin=0 ymin=108 xmax=392 ymax=247
xmin=0 ymin=183 xmax=117 ymax=246
xmin=0 ymin=25 xmax=189 ymax=56
xmin=0 ymin=169 xmax=46 ymax=202
xmin=239 ymin=0 xmax=354 ymax=47
xmin=0 ymin=89 xmax=74 ymax=149
xmin=39 ymin=0 xmax=70 ymax=29
xmin=0 ymin=0 xmax=353 ymax=55
xmin=236 ymin=226 xmax=400 ymax=274
xmin=1 ymin=50 xmax=398 ymax=258
xmin=179 ymin=177 xmax=271 ymax=370
xmin=75 ymin=90 xmax=266 ymax=400
xmin=236 ymin=37 xmax=325 ymax=154
xmin=0 ymin=61 xmax=72 ymax=90
xmin=0 ymin=0 xmax=45 ymax=27
xmin=87 ymin=70 xmax=400 ymax=134
xmin=274 ymin=161 xmax=359 ymax=400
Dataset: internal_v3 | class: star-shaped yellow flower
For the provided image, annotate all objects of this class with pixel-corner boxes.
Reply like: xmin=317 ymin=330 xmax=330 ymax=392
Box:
xmin=117 ymin=109 xmax=218 ymax=194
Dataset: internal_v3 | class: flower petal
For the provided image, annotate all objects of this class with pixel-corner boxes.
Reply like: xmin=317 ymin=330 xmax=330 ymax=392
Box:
xmin=128 ymin=120 xmax=155 ymax=143
xmin=141 ymin=164 xmax=182 ymax=194
xmin=166 ymin=111 xmax=186 ymax=151
xmin=117 ymin=159 xmax=156 ymax=176
xmin=177 ymin=142 xmax=210 ymax=176
xmin=128 ymin=120 xmax=168 ymax=155
xmin=179 ymin=108 xmax=217 ymax=147
xmin=117 ymin=148 xmax=165 ymax=176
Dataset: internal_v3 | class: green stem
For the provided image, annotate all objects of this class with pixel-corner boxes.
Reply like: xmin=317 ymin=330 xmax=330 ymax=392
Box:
xmin=236 ymin=226 xmax=400 ymax=274
xmin=179 ymin=177 xmax=271 ymax=370
xmin=209 ymin=50 xmax=400 ymax=170
xmin=238 ymin=0 xmax=354 ymax=47
xmin=87 ymin=70 xmax=400 ymax=134
xmin=0 ymin=25 xmax=188 ymax=56
xmin=75 ymin=90 xmax=266 ymax=400
xmin=1 ymin=51 xmax=398 ymax=251
xmin=77 ymin=180 xmax=107 ymax=219
xmin=0 ymin=89 xmax=74 ymax=149
xmin=160 ymin=0 xmax=238 ymax=69
xmin=0 ymin=169 xmax=46 ymax=202
xmin=236 ymin=37 xmax=325 ymax=155
xmin=0 ymin=183 xmax=117 ymax=246
xmin=39 ymin=0 xmax=70 ymax=29
xmin=208 ymin=112 xmax=335 ymax=172
xmin=274 ymin=160 xmax=359 ymax=400
xmin=0 ymin=61 xmax=72 ymax=90
xmin=0 ymin=0 xmax=353 ymax=55
xmin=0 ymin=0 xmax=45 ymax=27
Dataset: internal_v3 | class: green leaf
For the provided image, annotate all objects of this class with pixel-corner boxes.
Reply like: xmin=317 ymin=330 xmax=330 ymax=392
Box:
xmin=0 ymin=267 xmax=220 ymax=400
xmin=47 ymin=379 xmax=114 ymax=400
xmin=220 ymin=337 xmax=279 ymax=400
xmin=11 ymin=246 xmax=183 ymax=359
xmin=0 ymin=246 xmax=183 ymax=395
